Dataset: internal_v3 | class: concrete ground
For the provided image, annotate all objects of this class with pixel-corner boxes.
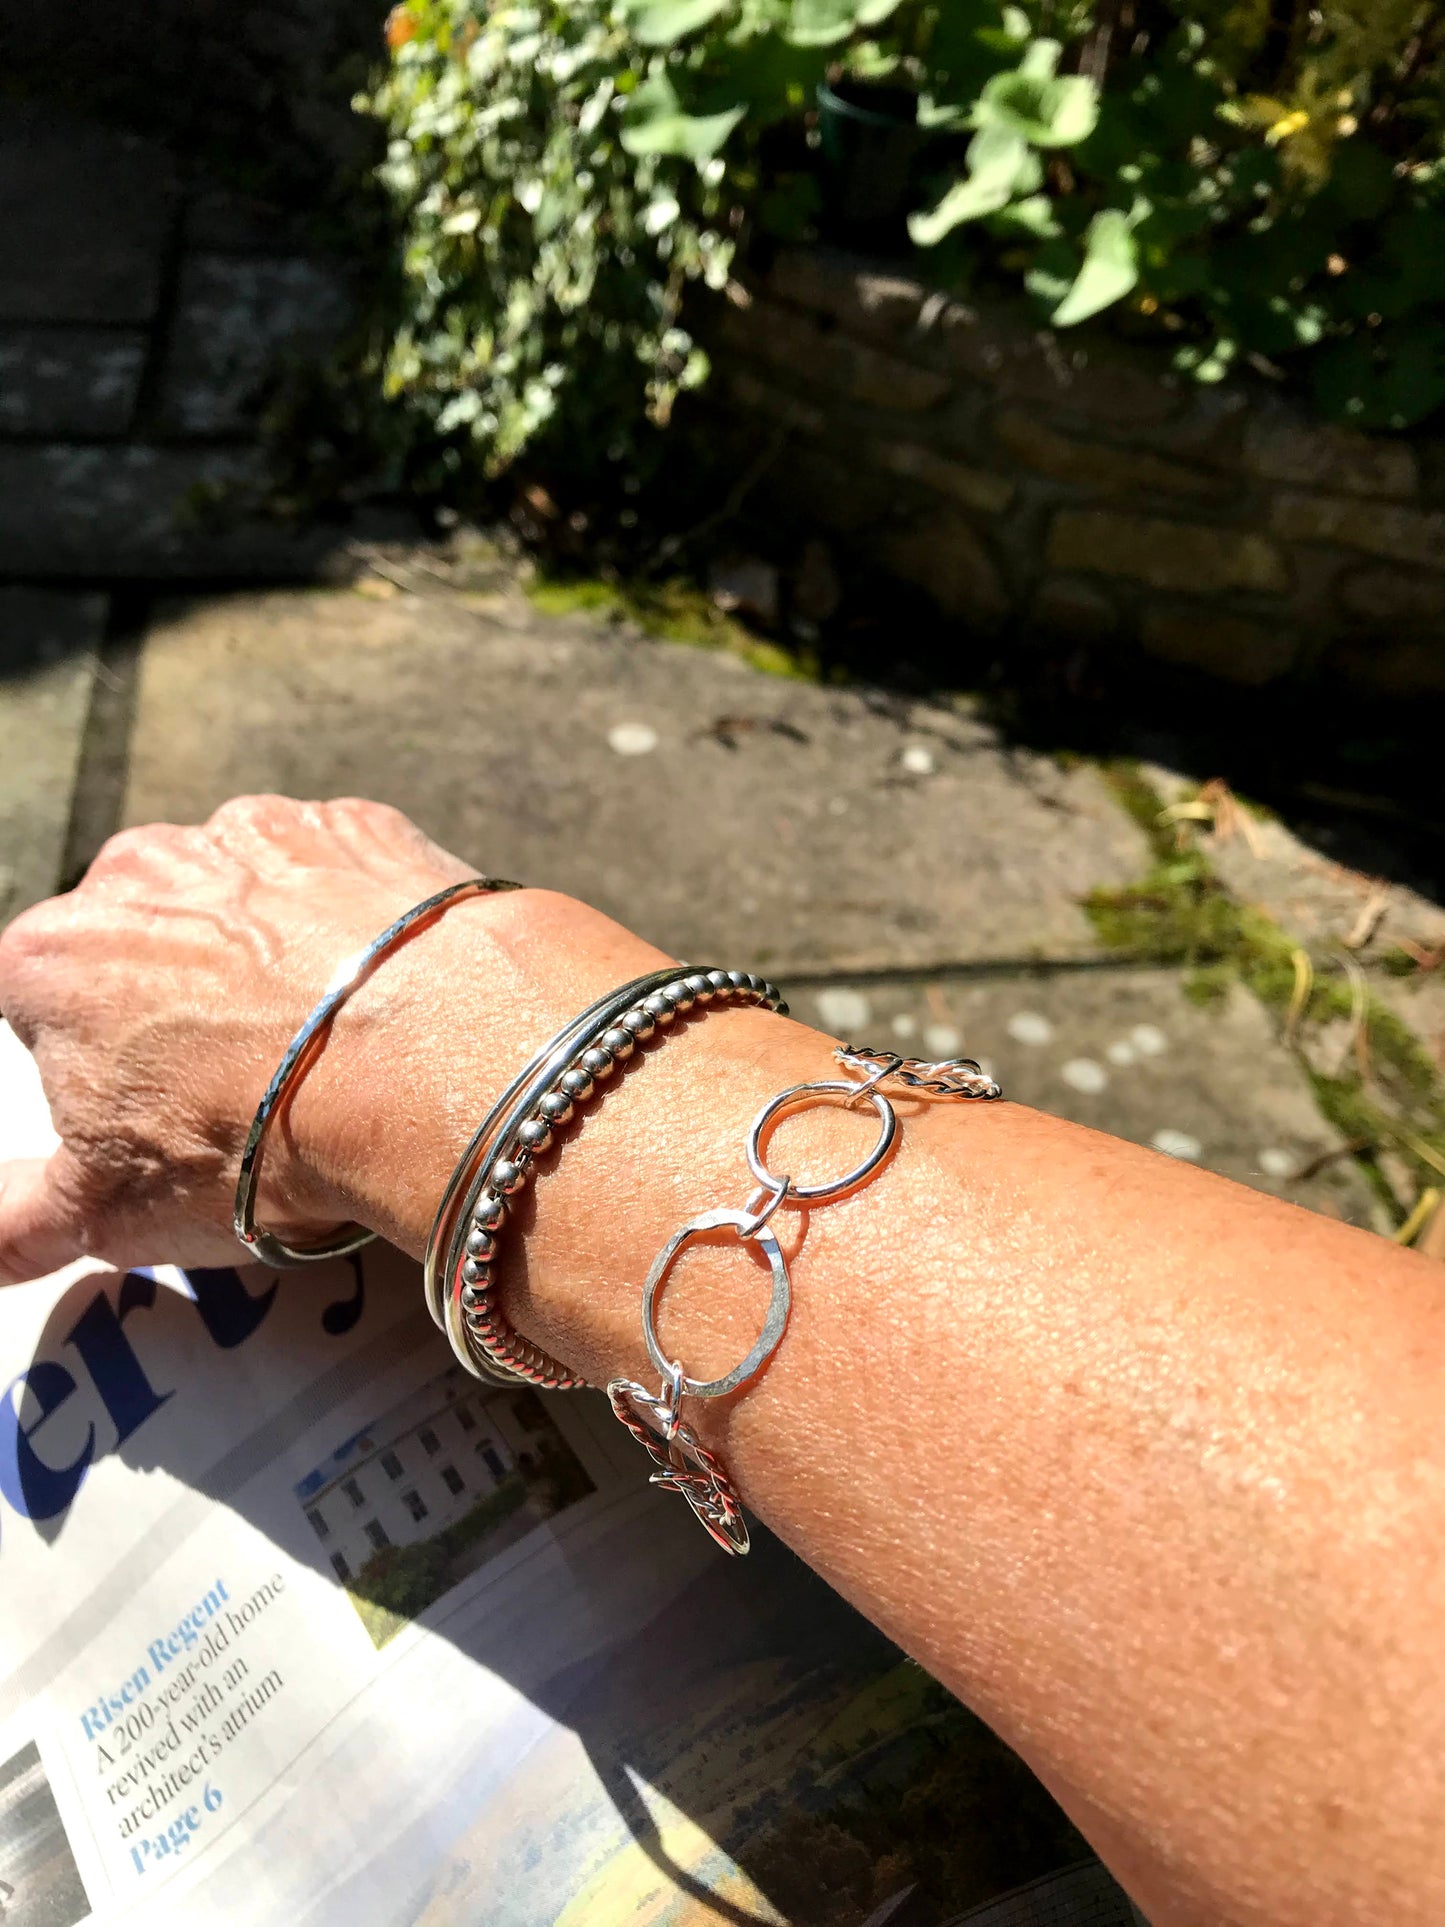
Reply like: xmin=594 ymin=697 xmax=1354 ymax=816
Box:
xmin=2 ymin=533 xmax=1408 ymax=1236
xmin=0 ymin=82 xmax=1430 ymax=1244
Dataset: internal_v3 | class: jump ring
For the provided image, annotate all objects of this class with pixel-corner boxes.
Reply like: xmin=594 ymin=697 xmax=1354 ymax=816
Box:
xmin=842 ymin=1053 xmax=901 ymax=1105
xmin=738 ymin=1174 xmax=791 ymax=1239
xmin=659 ymin=1358 xmax=686 ymax=1439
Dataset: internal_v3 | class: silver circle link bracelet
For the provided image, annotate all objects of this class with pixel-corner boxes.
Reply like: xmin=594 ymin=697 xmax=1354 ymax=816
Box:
xmin=236 ymin=884 xmax=1003 ymax=1557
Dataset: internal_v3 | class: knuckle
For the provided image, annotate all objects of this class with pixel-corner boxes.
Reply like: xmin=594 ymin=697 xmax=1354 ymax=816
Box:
xmin=0 ymin=896 xmax=68 ymax=973
xmin=79 ymin=822 xmax=201 ymax=892
xmin=325 ymin=796 xmax=403 ymax=834
xmin=207 ymin=793 xmax=298 ymax=834
xmin=87 ymin=824 xmax=160 ymax=873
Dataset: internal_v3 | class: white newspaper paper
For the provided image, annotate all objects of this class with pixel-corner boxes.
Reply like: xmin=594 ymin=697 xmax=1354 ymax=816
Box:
xmin=0 ymin=1026 xmax=1108 ymax=1927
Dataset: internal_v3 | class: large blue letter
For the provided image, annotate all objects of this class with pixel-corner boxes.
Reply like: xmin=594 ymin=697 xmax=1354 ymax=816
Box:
xmin=66 ymin=1273 xmax=173 ymax=1445
xmin=0 ymin=1362 xmax=94 ymax=1520
xmin=185 ymin=1268 xmax=278 ymax=1350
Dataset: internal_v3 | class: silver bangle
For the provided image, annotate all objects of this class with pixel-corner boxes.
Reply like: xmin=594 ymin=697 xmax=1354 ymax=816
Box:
xmin=233 ymin=875 xmax=521 ymax=1269
xmin=427 ymin=967 xmax=787 ymax=1389
xmin=608 ymin=1044 xmax=1002 ymax=1555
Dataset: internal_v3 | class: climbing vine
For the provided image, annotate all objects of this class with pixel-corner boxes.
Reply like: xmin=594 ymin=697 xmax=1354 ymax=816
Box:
xmin=355 ymin=0 xmax=1445 ymax=481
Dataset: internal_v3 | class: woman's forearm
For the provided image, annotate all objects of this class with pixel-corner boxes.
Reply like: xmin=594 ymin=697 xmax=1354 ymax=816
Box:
xmin=307 ymin=898 xmax=1445 ymax=1927
xmin=1 ymin=799 xmax=1439 ymax=1926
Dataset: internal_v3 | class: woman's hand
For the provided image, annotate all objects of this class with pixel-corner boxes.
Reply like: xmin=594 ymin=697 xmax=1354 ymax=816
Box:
xmin=0 ymin=795 xmax=663 ymax=1281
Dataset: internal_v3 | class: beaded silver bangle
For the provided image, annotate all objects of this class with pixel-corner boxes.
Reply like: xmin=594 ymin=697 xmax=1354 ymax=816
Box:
xmin=426 ymin=966 xmax=787 ymax=1390
xmin=233 ymin=875 xmax=521 ymax=1269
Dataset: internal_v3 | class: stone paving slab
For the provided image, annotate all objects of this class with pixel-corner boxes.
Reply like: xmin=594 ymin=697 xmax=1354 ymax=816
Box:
xmin=1146 ymin=763 xmax=1445 ymax=1066
xmin=121 ymin=584 xmax=1148 ymax=975
xmin=0 ymin=329 xmax=148 ymax=438
xmin=791 ymin=966 xmax=1382 ymax=1230
xmin=0 ymin=448 xmax=340 ymax=579
xmin=0 ymin=104 xmax=176 ymax=325
xmin=1147 ymin=764 xmax=1445 ymax=957
xmin=0 ymin=589 xmax=105 ymax=917
xmin=1206 ymin=813 xmax=1445 ymax=958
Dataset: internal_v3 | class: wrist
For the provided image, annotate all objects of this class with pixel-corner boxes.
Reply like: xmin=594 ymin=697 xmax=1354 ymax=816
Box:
xmin=265 ymin=887 xmax=674 ymax=1259
xmin=484 ymin=1003 xmax=886 ymax=1398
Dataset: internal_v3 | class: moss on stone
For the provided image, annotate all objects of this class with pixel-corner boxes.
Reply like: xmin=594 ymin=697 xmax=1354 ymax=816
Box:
xmin=525 ymin=577 xmax=620 ymax=618
xmin=1090 ymin=761 xmax=1445 ymax=1223
xmin=523 ymin=570 xmax=819 ymax=679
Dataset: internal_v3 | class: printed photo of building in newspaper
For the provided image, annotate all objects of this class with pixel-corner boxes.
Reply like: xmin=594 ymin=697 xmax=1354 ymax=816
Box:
xmin=0 ymin=1739 xmax=90 ymax=1927
xmin=294 ymin=1365 xmax=595 ymax=1647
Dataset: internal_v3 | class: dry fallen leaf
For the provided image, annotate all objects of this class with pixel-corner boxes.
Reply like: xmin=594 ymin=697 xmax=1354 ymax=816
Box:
xmin=385 ymin=5 xmax=418 ymax=48
xmin=1158 ymin=778 xmax=1266 ymax=858
xmin=1342 ymin=882 xmax=1390 ymax=953
xmin=1394 ymin=1187 xmax=1440 ymax=1247
xmin=1413 ymin=1194 xmax=1445 ymax=1261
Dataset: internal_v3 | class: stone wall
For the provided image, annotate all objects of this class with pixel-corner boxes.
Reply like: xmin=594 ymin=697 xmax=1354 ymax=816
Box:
xmin=6 ymin=0 xmax=385 ymax=188
xmin=722 ymin=248 xmax=1445 ymax=695
xmin=0 ymin=100 xmax=357 ymax=584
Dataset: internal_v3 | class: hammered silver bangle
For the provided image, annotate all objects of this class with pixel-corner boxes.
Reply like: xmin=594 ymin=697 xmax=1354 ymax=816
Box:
xmin=608 ymin=1042 xmax=1002 ymax=1555
xmin=233 ymin=875 xmax=521 ymax=1269
xmin=427 ymin=966 xmax=787 ymax=1390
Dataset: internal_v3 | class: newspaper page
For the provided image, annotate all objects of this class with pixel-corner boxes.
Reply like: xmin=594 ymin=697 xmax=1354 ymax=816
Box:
xmin=0 ymin=1024 xmax=1124 ymax=1927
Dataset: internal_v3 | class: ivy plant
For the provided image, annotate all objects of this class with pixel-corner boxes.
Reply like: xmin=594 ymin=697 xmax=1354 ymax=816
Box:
xmin=356 ymin=0 xmax=1445 ymax=486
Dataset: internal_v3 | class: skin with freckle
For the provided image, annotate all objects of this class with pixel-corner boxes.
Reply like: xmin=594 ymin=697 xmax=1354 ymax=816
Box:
xmin=0 ymin=795 xmax=1440 ymax=1927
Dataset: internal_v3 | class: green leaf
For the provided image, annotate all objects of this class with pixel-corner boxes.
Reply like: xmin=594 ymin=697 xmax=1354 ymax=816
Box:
xmin=909 ymin=126 xmax=1041 ymax=245
xmin=1051 ymin=208 xmax=1139 ymax=325
xmin=993 ymin=192 xmax=1062 ymax=239
xmin=976 ymin=65 xmax=1098 ymax=147
xmin=619 ymin=72 xmax=745 ymax=158
xmin=785 ymin=0 xmax=867 ymax=47
xmin=622 ymin=0 xmax=731 ymax=45
xmin=643 ymin=193 xmax=682 ymax=233
xmin=706 ymin=29 xmax=822 ymax=127
xmin=1018 ymin=37 xmax=1061 ymax=79
xmin=1174 ymin=336 xmax=1239 ymax=384
xmin=1025 ymin=260 xmax=1074 ymax=306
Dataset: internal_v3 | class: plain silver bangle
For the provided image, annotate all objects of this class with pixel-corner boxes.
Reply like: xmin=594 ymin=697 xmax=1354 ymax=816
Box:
xmin=233 ymin=875 xmax=521 ymax=1269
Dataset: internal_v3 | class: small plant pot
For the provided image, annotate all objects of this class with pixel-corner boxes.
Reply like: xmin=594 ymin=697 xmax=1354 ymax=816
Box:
xmin=816 ymin=77 xmax=923 ymax=248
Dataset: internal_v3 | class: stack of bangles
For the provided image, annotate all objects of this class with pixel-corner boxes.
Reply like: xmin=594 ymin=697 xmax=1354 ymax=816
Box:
xmin=234 ymin=879 xmax=1002 ymax=1554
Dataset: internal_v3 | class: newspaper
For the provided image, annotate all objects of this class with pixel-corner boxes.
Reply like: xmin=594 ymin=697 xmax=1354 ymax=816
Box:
xmin=0 ymin=1024 xmax=1126 ymax=1927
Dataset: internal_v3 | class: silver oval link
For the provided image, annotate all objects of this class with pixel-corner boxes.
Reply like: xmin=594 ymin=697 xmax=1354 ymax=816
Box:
xmin=746 ymin=1080 xmax=897 ymax=1203
xmin=642 ymin=1209 xmax=791 ymax=1400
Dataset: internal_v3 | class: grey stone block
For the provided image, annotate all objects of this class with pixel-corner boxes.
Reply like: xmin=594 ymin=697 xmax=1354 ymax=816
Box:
xmin=0 ymin=446 xmax=337 ymax=578
xmin=158 ymin=255 xmax=351 ymax=436
xmin=121 ymin=581 xmax=1149 ymax=975
xmin=0 ymin=590 xmax=106 ymax=919
xmin=1146 ymin=766 xmax=1445 ymax=960
xmin=0 ymin=328 xmax=147 ymax=437
xmin=0 ymin=103 xmax=176 ymax=325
